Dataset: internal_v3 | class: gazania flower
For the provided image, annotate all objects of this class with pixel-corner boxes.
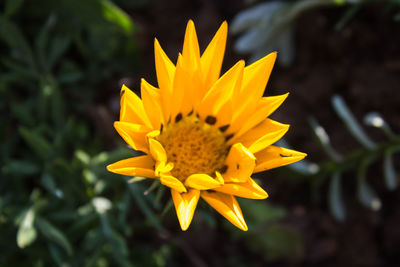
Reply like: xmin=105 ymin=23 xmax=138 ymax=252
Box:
xmin=107 ymin=20 xmax=306 ymax=231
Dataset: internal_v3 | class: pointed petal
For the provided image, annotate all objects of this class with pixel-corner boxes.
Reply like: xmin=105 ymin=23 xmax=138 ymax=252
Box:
xmin=214 ymin=178 xmax=268 ymax=199
xmin=114 ymin=121 xmax=151 ymax=153
xmin=254 ymin=146 xmax=307 ymax=173
xmin=120 ymin=85 xmax=152 ymax=128
xmin=148 ymin=138 xmax=167 ymax=163
xmin=171 ymin=189 xmax=200 ymax=231
xmin=215 ymin=171 xmax=224 ymax=184
xmin=141 ymin=79 xmax=163 ymax=130
xmin=197 ymin=60 xmax=244 ymax=120
xmin=201 ymin=191 xmax=248 ymax=231
xmin=230 ymin=94 xmax=288 ymax=138
xmin=160 ymin=174 xmax=187 ymax=193
xmin=170 ymin=54 xmax=186 ymax=119
xmin=184 ymin=173 xmax=222 ymax=190
xmin=235 ymin=118 xmax=289 ymax=153
xmin=107 ymin=155 xmax=156 ymax=178
xmin=154 ymin=38 xmax=175 ymax=121
xmin=200 ymin=21 xmax=227 ymax=92
xmin=232 ymin=52 xmax=277 ymax=120
xmin=182 ymin=20 xmax=200 ymax=73
xmin=222 ymin=143 xmax=255 ymax=183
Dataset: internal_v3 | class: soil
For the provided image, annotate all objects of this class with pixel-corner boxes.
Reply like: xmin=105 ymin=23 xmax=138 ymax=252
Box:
xmin=105 ymin=1 xmax=400 ymax=266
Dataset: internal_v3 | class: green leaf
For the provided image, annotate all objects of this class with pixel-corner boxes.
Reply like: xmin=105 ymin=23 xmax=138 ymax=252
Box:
xmin=332 ymin=95 xmax=375 ymax=149
xmin=48 ymin=36 xmax=71 ymax=70
xmin=383 ymin=150 xmax=398 ymax=191
xmin=357 ymin=157 xmax=381 ymax=211
xmin=17 ymin=209 xmax=37 ymax=248
xmin=0 ymin=16 xmax=36 ymax=68
xmin=35 ymin=15 xmax=57 ymax=74
xmin=240 ymin=198 xmax=286 ymax=224
xmin=0 ymin=57 xmax=37 ymax=79
xmin=19 ymin=127 xmax=52 ymax=159
xmin=3 ymin=160 xmax=40 ymax=176
xmin=35 ymin=216 xmax=73 ymax=255
xmin=100 ymin=0 xmax=134 ymax=34
xmin=308 ymin=117 xmax=342 ymax=162
xmin=4 ymin=0 xmax=25 ymax=17
xmin=11 ymin=102 xmax=35 ymax=126
xmin=128 ymin=183 xmax=164 ymax=232
xmin=128 ymin=176 xmax=147 ymax=183
xmin=328 ymin=172 xmax=346 ymax=222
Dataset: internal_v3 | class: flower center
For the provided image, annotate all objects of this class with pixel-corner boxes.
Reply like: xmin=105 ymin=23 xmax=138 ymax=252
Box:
xmin=157 ymin=114 xmax=228 ymax=181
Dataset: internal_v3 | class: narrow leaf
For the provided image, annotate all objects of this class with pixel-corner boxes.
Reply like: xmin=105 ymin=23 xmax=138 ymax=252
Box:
xmin=19 ymin=127 xmax=52 ymax=159
xmin=328 ymin=172 xmax=346 ymax=222
xmin=332 ymin=95 xmax=375 ymax=149
xmin=357 ymin=157 xmax=381 ymax=211
xmin=383 ymin=150 xmax=398 ymax=191
xmin=35 ymin=216 xmax=73 ymax=255
xmin=128 ymin=183 xmax=164 ymax=232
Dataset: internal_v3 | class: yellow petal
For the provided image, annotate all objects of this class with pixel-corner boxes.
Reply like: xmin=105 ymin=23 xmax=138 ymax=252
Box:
xmin=254 ymin=145 xmax=307 ymax=173
xmin=200 ymin=21 xmax=227 ymax=93
xmin=197 ymin=60 xmax=244 ymax=120
xmin=106 ymin=155 xmax=156 ymax=178
xmin=215 ymin=171 xmax=224 ymax=184
xmin=160 ymin=174 xmax=187 ymax=193
xmin=201 ymin=191 xmax=247 ymax=231
xmin=230 ymin=94 xmax=288 ymax=138
xmin=214 ymin=178 xmax=268 ymax=199
xmin=114 ymin=121 xmax=151 ymax=153
xmin=182 ymin=20 xmax=200 ymax=74
xmin=156 ymin=161 xmax=174 ymax=174
xmin=141 ymin=79 xmax=163 ymax=130
xmin=154 ymin=38 xmax=175 ymax=122
xmin=232 ymin=52 xmax=277 ymax=120
xmin=148 ymin=138 xmax=167 ymax=163
xmin=171 ymin=189 xmax=200 ymax=231
xmin=170 ymin=54 xmax=186 ymax=119
xmin=223 ymin=143 xmax=255 ymax=183
xmin=235 ymin=118 xmax=289 ymax=153
xmin=184 ymin=173 xmax=222 ymax=190
xmin=120 ymin=85 xmax=152 ymax=128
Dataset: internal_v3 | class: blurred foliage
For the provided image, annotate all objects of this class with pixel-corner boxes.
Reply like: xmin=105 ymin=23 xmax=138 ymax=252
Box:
xmin=0 ymin=0 xmax=304 ymax=266
xmin=231 ymin=0 xmax=400 ymax=66
xmin=282 ymin=95 xmax=399 ymax=221
xmin=230 ymin=199 xmax=304 ymax=262
xmin=0 ymin=0 xmax=161 ymax=265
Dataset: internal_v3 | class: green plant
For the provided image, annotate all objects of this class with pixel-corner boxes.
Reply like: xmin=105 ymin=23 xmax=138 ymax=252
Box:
xmin=282 ymin=95 xmax=399 ymax=221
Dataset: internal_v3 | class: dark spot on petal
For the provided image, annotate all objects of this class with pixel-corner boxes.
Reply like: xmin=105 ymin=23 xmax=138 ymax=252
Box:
xmin=220 ymin=165 xmax=228 ymax=174
xmin=236 ymin=164 xmax=240 ymax=169
xmin=175 ymin=113 xmax=182 ymax=123
xmin=187 ymin=109 xmax=193 ymax=116
xmin=225 ymin=134 xmax=234 ymax=142
xmin=219 ymin=124 xmax=230 ymax=132
xmin=196 ymin=113 xmax=200 ymax=118
xmin=172 ymin=153 xmax=177 ymax=157
xmin=120 ymin=89 xmax=125 ymax=97
xmin=160 ymin=124 xmax=164 ymax=133
xmin=205 ymin=115 xmax=217 ymax=125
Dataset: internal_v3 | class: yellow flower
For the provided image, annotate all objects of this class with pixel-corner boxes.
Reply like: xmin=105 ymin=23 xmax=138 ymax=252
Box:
xmin=107 ymin=20 xmax=306 ymax=231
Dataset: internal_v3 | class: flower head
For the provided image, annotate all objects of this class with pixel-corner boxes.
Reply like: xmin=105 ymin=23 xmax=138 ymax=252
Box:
xmin=107 ymin=20 xmax=306 ymax=231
